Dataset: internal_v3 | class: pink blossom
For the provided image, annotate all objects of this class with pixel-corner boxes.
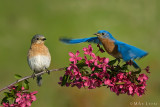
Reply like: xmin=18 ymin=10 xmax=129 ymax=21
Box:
xmin=71 ymin=81 xmax=84 ymax=89
xmin=117 ymin=72 xmax=124 ymax=80
xmin=15 ymin=91 xmax=37 ymax=107
xmin=137 ymin=74 xmax=148 ymax=82
xmin=30 ymin=91 xmax=38 ymax=101
xmin=104 ymin=79 xmax=114 ymax=86
xmin=83 ymin=44 xmax=93 ymax=55
xmin=126 ymin=60 xmax=133 ymax=66
xmin=69 ymin=51 xmax=82 ymax=64
xmin=144 ymin=66 xmax=150 ymax=73
xmin=91 ymin=55 xmax=99 ymax=66
xmin=135 ymin=86 xmax=146 ymax=96
xmin=129 ymin=86 xmax=133 ymax=94
xmin=84 ymin=56 xmax=93 ymax=67
xmin=92 ymin=79 xmax=102 ymax=88
xmin=98 ymin=58 xmax=109 ymax=72
xmin=82 ymin=76 xmax=90 ymax=86
xmin=97 ymin=44 xmax=105 ymax=53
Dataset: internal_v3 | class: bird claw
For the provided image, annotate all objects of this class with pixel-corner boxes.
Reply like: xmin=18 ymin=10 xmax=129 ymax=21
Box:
xmin=31 ymin=73 xmax=36 ymax=79
xmin=46 ymin=70 xmax=50 ymax=75
xmin=45 ymin=68 xmax=50 ymax=75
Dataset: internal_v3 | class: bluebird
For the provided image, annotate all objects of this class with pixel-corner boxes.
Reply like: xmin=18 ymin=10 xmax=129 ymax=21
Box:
xmin=27 ymin=34 xmax=51 ymax=86
xmin=60 ymin=30 xmax=148 ymax=68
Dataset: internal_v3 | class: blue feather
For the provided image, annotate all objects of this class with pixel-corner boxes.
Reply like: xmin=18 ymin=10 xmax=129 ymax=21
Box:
xmin=132 ymin=60 xmax=140 ymax=69
xmin=60 ymin=30 xmax=148 ymax=69
xmin=115 ymin=40 xmax=148 ymax=61
xmin=60 ymin=37 xmax=102 ymax=44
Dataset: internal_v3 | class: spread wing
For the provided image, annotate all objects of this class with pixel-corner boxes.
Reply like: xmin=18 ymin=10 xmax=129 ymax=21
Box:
xmin=60 ymin=37 xmax=102 ymax=44
xmin=115 ymin=40 xmax=148 ymax=61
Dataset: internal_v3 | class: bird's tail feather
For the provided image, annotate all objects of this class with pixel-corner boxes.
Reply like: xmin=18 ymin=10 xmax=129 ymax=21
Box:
xmin=37 ymin=75 xmax=42 ymax=86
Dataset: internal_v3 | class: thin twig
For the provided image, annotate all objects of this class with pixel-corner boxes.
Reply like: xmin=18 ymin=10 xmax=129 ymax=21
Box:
xmin=0 ymin=67 xmax=65 ymax=93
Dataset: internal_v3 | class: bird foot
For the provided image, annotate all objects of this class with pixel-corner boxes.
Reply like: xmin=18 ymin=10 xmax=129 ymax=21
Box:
xmin=46 ymin=70 xmax=50 ymax=75
xmin=45 ymin=68 xmax=50 ymax=75
xmin=31 ymin=73 xmax=36 ymax=79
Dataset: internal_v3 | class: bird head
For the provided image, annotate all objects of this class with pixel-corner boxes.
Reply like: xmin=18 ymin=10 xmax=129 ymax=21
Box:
xmin=31 ymin=34 xmax=46 ymax=44
xmin=94 ymin=30 xmax=115 ymax=40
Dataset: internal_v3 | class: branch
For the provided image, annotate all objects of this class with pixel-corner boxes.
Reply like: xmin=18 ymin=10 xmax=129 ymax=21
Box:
xmin=0 ymin=67 xmax=65 ymax=93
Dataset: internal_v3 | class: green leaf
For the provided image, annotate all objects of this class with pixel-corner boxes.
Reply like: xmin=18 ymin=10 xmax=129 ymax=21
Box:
xmin=14 ymin=74 xmax=22 ymax=79
xmin=10 ymin=89 xmax=16 ymax=96
xmin=133 ymin=68 xmax=141 ymax=74
xmin=24 ymin=79 xmax=29 ymax=84
xmin=121 ymin=64 xmax=128 ymax=70
xmin=61 ymin=75 xmax=69 ymax=86
xmin=77 ymin=59 xmax=86 ymax=67
xmin=16 ymin=82 xmax=22 ymax=91
xmin=108 ymin=59 xmax=117 ymax=65
xmin=23 ymin=81 xmax=29 ymax=90
xmin=125 ymin=69 xmax=130 ymax=72
xmin=78 ymin=59 xmax=85 ymax=64
xmin=4 ymin=92 xmax=10 ymax=97
xmin=7 ymin=97 xmax=14 ymax=101
xmin=1 ymin=97 xmax=9 ymax=104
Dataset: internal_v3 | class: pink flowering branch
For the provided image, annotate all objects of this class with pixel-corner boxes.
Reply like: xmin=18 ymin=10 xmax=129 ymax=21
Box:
xmin=59 ymin=44 xmax=150 ymax=96
xmin=0 ymin=67 xmax=65 ymax=93
xmin=1 ymin=86 xmax=38 ymax=107
xmin=0 ymin=68 xmax=65 ymax=107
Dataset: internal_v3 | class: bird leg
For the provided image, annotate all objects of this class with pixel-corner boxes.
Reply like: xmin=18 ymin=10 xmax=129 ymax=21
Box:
xmin=45 ymin=68 xmax=50 ymax=75
xmin=31 ymin=72 xmax=36 ymax=79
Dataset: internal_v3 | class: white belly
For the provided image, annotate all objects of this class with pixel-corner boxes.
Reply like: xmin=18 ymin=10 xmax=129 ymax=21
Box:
xmin=28 ymin=55 xmax=51 ymax=73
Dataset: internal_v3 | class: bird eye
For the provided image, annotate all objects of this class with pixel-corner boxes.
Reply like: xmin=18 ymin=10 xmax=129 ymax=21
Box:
xmin=36 ymin=38 xmax=39 ymax=40
xmin=102 ymin=33 xmax=105 ymax=35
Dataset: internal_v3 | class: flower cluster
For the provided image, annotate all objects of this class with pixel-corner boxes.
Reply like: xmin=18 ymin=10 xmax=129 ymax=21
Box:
xmin=59 ymin=44 xmax=150 ymax=96
xmin=1 ymin=86 xmax=37 ymax=107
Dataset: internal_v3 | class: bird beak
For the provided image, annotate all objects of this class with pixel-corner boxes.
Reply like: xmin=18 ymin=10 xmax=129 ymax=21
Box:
xmin=42 ymin=38 xmax=46 ymax=41
xmin=94 ymin=33 xmax=101 ymax=36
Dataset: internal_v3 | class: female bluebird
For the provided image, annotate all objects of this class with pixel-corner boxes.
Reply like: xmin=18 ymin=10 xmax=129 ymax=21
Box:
xmin=27 ymin=35 xmax=51 ymax=86
xmin=60 ymin=30 xmax=148 ymax=68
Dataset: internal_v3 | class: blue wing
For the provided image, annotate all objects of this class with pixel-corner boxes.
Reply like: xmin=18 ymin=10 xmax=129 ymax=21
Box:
xmin=60 ymin=37 xmax=102 ymax=44
xmin=115 ymin=40 xmax=148 ymax=61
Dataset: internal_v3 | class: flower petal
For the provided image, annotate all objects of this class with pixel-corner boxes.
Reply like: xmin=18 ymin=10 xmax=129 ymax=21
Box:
xmin=69 ymin=52 xmax=75 ymax=57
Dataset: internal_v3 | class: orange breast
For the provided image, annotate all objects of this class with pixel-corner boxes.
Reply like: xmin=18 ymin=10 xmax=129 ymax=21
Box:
xmin=98 ymin=37 xmax=122 ymax=58
xmin=28 ymin=43 xmax=51 ymax=58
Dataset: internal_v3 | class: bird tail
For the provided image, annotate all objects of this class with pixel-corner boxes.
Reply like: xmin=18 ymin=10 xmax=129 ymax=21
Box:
xmin=37 ymin=75 xmax=42 ymax=86
xmin=132 ymin=60 xmax=140 ymax=69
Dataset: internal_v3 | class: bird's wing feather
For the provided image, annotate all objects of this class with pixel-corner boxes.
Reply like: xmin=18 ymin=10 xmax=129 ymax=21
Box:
xmin=60 ymin=37 xmax=102 ymax=44
xmin=115 ymin=40 xmax=148 ymax=61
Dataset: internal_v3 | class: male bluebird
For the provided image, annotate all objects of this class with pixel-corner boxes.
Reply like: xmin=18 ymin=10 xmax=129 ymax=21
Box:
xmin=27 ymin=34 xmax=51 ymax=86
xmin=60 ymin=30 xmax=148 ymax=68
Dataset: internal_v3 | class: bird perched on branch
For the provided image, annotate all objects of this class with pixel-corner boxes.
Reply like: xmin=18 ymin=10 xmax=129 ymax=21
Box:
xmin=27 ymin=34 xmax=51 ymax=86
xmin=60 ymin=30 xmax=148 ymax=68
